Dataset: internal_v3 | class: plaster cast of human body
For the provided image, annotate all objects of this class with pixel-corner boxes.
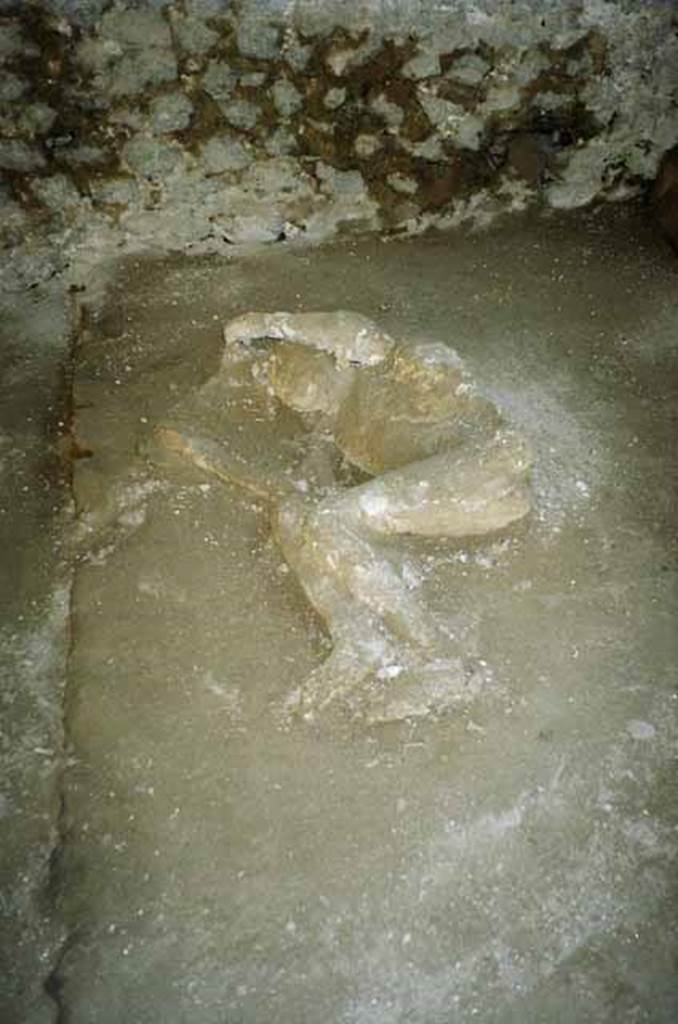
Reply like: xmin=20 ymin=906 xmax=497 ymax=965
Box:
xmin=156 ymin=310 xmax=532 ymax=720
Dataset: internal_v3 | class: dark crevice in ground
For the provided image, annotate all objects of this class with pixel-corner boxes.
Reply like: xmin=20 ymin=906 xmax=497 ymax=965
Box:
xmin=40 ymin=289 xmax=93 ymax=1024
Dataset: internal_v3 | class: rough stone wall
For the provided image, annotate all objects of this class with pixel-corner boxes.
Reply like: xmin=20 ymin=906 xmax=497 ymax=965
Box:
xmin=1 ymin=0 xmax=677 ymax=291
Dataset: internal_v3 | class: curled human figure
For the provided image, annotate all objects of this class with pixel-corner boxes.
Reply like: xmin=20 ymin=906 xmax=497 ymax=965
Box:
xmin=155 ymin=311 xmax=533 ymax=720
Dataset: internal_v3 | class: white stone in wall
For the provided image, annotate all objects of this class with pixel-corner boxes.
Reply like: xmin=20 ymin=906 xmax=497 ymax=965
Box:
xmin=579 ymin=30 xmax=678 ymax=182
xmin=101 ymin=8 xmax=173 ymax=49
xmin=200 ymin=136 xmax=253 ymax=175
xmin=73 ymin=36 xmax=109 ymax=74
xmin=456 ymin=115 xmax=485 ymax=151
xmin=202 ymin=61 xmax=237 ymax=102
xmin=272 ymin=78 xmax=304 ymax=118
xmin=119 ymin=205 xmax=206 ymax=251
xmin=418 ymin=93 xmax=483 ymax=151
xmin=149 ymin=92 xmax=194 ymax=135
xmin=354 ymin=135 xmax=382 ymax=158
xmin=370 ymin=93 xmax=404 ymax=129
xmin=240 ymin=72 xmax=268 ymax=88
xmin=236 ymin=16 xmax=280 ymax=60
xmin=220 ymin=99 xmax=261 ymax=131
xmin=387 ymin=173 xmax=419 ymax=196
xmin=96 ymin=47 xmax=176 ymax=98
xmin=417 ymin=91 xmax=456 ymax=130
xmin=152 ymin=167 xmax=217 ymax=206
xmin=512 ymin=50 xmax=551 ymax=87
xmin=545 ymin=139 xmax=609 ymax=209
xmin=445 ymin=53 xmax=490 ymax=86
xmin=76 ymin=7 xmax=177 ymax=98
xmin=181 ymin=179 xmax=287 ymax=247
xmin=281 ymin=31 xmax=312 ymax=71
xmin=403 ymin=137 xmax=445 ymax=161
xmin=479 ymin=82 xmax=522 ymax=115
xmin=30 ymin=175 xmax=82 ymax=212
xmin=0 ymin=139 xmax=46 ymax=172
xmin=0 ymin=72 xmax=26 ymax=102
xmin=495 ymin=174 xmax=534 ymax=212
xmin=220 ymin=211 xmax=287 ymax=244
xmin=18 ymin=104 xmax=58 ymax=138
xmin=265 ymin=127 xmax=299 ymax=157
xmin=0 ymin=242 xmax=61 ymax=293
xmin=0 ymin=197 xmax=30 ymax=246
xmin=401 ymin=22 xmax=474 ymax=66
xmin=402 ymin=50 xmax=441 ymax=80
xmin=108 ymin=107 xmax=147 ymax=131
xmin=316 ymin=163 xmax=368 ymax=198
xmin=184 ymin=0 xmax=227 ymax=14
xmin=303 ymin=189 xmax=380 ymax=242
xmin=122 ymin=136 xmax=186 ymax=180
xmin=169 ymin=13 xmax=220 ymax=56
xmin=241 ymin=157 xmax=315 ymax=203
xmin=325 ymin=37 xmax=379 ymax=77
xmin=324 ymin=87 xmax=347 ymax=111
xmin=89 ymin=178 xmax=141 ymax=208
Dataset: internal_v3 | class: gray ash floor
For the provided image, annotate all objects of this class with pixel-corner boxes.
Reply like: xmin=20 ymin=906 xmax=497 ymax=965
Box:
xmin=3 ymin=204 xmax=677 ymax=1023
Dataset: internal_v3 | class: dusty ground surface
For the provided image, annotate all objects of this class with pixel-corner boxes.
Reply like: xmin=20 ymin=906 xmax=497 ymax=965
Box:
xmin=0 ymin=286 xmax=71 ymax=1023
xmin=2 ymin=204 xmax=677 ymax=1022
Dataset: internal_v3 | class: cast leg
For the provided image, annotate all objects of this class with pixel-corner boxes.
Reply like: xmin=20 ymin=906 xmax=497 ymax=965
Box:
xmin=272 ymin=429 xmax=532 ymax=712
xmin=341 ymin=428 xmax=533 ymax=539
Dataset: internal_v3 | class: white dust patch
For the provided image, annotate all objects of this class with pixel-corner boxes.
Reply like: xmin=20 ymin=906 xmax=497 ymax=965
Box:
xmin=626 ymin=718 xmax=657 ymax=741
xmin=75 ymin=475 xmax=171 ymax=564
xmin=336 ymin=693 xmax=678 ymax=1022
xmin=484 ymin=379 xmax=607 ymax=532
xmin=0 ymin=583 xmax=70 ymax=769
xmin=200 ymin=671 xmax=245 ymax=728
